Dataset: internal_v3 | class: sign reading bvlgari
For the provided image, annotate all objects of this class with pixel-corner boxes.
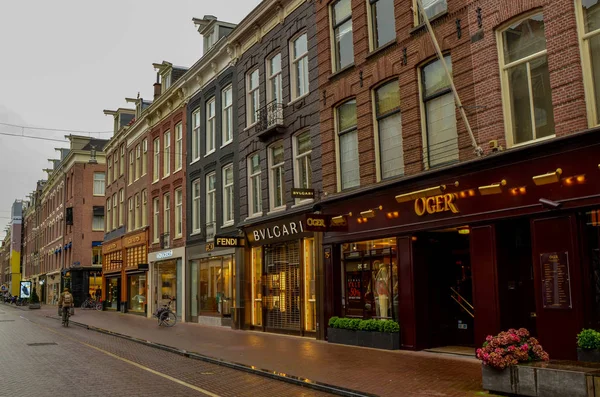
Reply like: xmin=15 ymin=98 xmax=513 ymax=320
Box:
xmin=245 ymin=215 xmax=313 ymax=246
xmin=414 ymin=194 xmax=459 ymax=216
xmin=252 ymin=221 xmax=304 ymax=241
xmin=215 ymin=236 xmax=244 ymax=247
xmin=291 ymin=188 xmax=315 ymax=199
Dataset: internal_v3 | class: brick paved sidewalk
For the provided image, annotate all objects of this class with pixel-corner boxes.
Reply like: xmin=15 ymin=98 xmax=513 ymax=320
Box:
xmin=17 ymin=303 xmax=487 ymax=397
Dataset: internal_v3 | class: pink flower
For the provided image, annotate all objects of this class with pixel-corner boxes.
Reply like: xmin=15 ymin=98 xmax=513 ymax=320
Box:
xmin=521 ymin=343 xmax=529 ymax=351
xmin=486 ymin=335 xmax=493 ymax=342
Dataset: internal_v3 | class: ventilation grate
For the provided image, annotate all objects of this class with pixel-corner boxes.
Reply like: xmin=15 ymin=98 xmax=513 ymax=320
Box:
xmin=27 ymin=343 xmax=58 ymax=346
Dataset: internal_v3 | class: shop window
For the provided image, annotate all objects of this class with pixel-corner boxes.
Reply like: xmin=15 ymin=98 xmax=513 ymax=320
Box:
xmin=153 ymin=137 xmax=160 ymax=182
xmin=222 ymin=85 xmax=233 ymax=146
xmin=192 ymin=179 xmax=201 ymax=233
xmin=374 ymin=80 xmax=403 ymax=179
xmin=248 ymin=153 xmax=262 ymax=217
xmin=92 ymin=247 xmax=102 ymax=265
xmin=175 ymin=122 xmax=182 ymax=171
xmin=163 ymin=130 xmax=171 ymax=177
xmin=331 ymin=0 xmax=354 ymax=71
xmin=222 ymin=164 xmax=234 ymax=226
xmin=585 ymin=209 xmax=600 ymax=328
xmin=369 ymin=0 xmax=396 ymax=50
xmin=154 ymin=260 xmax=181 ymax=317
xmin=414 ymin=0 xmax=447 ymax=25
xmin=336 ymin=99 xmax=359 ymax=190
xmin=421 ymin=55 xmax=458 ymax=168
xmin=341 ymin=239 xmax=398 ymax=320
xmin=499 ymin=13 xmax=555 ymax=146
xmin=128 ymin=273 xmax=147 ymax=314
xmin=106 ymin=278 xmax=120 ymax=310
xmin=268 ymin=142 xmax=286 ymax=211
xmin=290 ymin=33 xmax=309 ymax=100
xmin=198 ymin=256 xmax=234 ymax=315
xmin=267 ymin=53 xmax=283 ymax=105
xmin=206 ymin=97 xmax=216 ymax=155
xmin=247 ymin=68 xmax=260 ymax=126
xmin=93 ymin=172 xmax=105 ymax=196
xmin=577 ymin=0 xmax=600 ymax=126
xmin=293 ymin=131 xmax=312 ymax=203
xmin=251 ymin=246 xmax=263 ymax=326
xmin=304 ymin=238 xmax=317 ymax=332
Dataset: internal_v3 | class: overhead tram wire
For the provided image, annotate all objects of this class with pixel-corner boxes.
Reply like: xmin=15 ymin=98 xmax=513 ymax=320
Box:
xmin=0 ymin=121 xmax=113 ymax=134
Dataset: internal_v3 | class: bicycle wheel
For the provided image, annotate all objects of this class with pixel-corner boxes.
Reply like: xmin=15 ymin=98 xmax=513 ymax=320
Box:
xmin=81 ymin=302 xmax=87 ymax=309
xmin=160 ymin=311 xmax=176 ymax=327
xmin=95 ymin=303 xmax=103 ymax=311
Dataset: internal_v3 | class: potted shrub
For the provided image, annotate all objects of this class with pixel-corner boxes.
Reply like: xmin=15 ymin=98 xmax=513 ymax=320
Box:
xmin=577 ymin=329 xmax=600 ymax=362
xmin=327 ymin=316 xmax=400 ymax=350
xmin=29 ymin=287 xmax=41 ymax=309
xmin=477 ymin=328 xmax=549 ymax=395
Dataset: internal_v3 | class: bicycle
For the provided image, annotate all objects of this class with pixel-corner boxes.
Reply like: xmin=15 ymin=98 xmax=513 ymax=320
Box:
xmin=152 ymin=297 xmax=177 ymax=327
xmin=61 ymin=306 xmax=71 ymax=327
xmin=81 ymin=298 xmax=102 ymax=311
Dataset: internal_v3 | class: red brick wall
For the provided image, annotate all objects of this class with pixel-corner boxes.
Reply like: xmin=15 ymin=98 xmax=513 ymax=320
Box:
xmin=316 ymin=0 xmax=588 ymax=195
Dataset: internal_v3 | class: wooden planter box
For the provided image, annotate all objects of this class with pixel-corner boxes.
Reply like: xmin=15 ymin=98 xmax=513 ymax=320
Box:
xmin=327 ymin=328 xmax=399 ymax=350
xmin=577 ymin=348 xmax=600 ymax=363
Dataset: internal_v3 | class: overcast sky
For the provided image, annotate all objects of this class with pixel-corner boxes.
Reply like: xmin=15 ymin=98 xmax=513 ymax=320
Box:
xmin=0 ymin=0 xmax=261 ymax=238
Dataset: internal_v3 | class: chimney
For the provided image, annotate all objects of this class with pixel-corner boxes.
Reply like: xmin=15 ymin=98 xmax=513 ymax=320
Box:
xmin=153 ymin=72 xmax=162 ymax=100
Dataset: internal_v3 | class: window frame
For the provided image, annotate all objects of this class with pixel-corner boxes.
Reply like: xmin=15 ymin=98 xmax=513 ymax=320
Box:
xmin=330 ymin=0 xmax=354 ymax=72
xmin=119 ymin=189 xmax=124 ymax=227
xmin=142 ymin=139 xmax=148 ymax=176
xmin=112 ymin=193 xmax=117 ymax=230
xmin=128 ymin=149 xmax=134 ymax=185
xmin=142 ymin=190 xmax=148 ymax=227
xmin=107 ymin=156 xmax=112 ymax=186
xmin=191 ymin=108 xmax=201 ymax=161
xmin=222 ymin=85 xmax=234 ymax=146
xmin=128 ymin=197 xmax=133 ymax=232
xmin=153 ymin=197 xmax=160 ymax=243
xmin=373 ymin=79 xmax=404 ymax=180
xmin=93 ymin=172 xmax=106 ymax=196
xmin=191 ymin=179 xmax=201 ymax=234
xmin=292 ymin=131 xmax=313 ymax=205
xmin=206 ymin=172 xmax=216 ymax=226
xmin=135 ymin=144 xmax=141 ymax=181
xmin=290 ymin=32 xmax=309 ymax=101
xmin=120 ymin=145 xmax=125 ymax=176
xmin=135 ymin=193 xmax=141 ymax=230
xmin=246 ymin=68 xmax=260 ymax=126
xmin=268 ymin=142 xmax=286 ymax=212
xmin=163 ymin=192 xmax=171 ymax=235
xmin=163 ymin=130 xmax=171 ymax=177
xmin=106 ymin=197 xmax=111 ymax=232
xmin=334 ymin=99 xmax=360 ymax=191
xmin=153 ymin=138 xmax=160 ymax=182
xmin=247 ymin=153 xmax=262 ymax=217
xmin=206 ymin=98 xmax=216 ymax=155
xmin=413 ymin=0 xmax=448 ymax=26
xmin=575 ymin=0 xmax=600 ymax=127
xmin=266 ymin=53 xmax=283 ymax=105
xmin=367 ymin=0 xmax=397 ymax=51
xmin=496 ymin=12 xmax=554 ymax=148
xmin=175 ymin=188 xmax=183 ymax=238
xmin=175 ymin=122 xmax=183 ymax=171
xmin=222 ymin=164 xmax=234 ymax=226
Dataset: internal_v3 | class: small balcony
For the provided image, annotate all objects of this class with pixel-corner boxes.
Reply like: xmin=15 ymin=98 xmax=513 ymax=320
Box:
xmin=160 ymin=233 xmax=170 ymax=249
xmin=255 ymin=101 xmax=285 ymax=141
xmin=205 ymin=222 xmax=216 ymax=242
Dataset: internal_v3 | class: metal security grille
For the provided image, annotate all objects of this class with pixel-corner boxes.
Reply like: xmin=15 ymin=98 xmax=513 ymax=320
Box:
xmin=264 ymin=242 xmax=300 ymax=331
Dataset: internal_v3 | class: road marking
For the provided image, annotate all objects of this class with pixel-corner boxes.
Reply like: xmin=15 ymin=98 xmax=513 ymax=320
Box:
xmin=37 ymin=322 xmax=222 ymax=397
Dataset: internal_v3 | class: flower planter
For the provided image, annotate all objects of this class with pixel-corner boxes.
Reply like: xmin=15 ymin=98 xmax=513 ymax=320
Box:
xmin=481 ymin=365 xmax=513 ymax=395
xmin=327 ymin=328 xmax=399 ymax=350
xmin=577 ymin=347 xmax=600 ymax=363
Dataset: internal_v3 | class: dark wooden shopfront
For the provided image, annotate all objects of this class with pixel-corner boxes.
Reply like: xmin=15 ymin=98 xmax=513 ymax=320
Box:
xmin=321 ymin=128 xmax=600 ymax=359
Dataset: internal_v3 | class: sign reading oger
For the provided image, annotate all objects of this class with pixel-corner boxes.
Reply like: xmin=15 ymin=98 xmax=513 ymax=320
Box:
xmin=414 ymin=194 xmax=459 ymax=216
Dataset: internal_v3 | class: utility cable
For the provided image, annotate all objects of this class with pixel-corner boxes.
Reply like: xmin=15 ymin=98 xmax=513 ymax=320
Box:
xmin=0 ymin=121 xmax=113 ymax=134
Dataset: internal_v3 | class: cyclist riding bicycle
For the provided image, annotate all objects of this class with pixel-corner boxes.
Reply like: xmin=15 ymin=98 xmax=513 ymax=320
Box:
xmin=58 ymin=288 xmax=74 ymax=325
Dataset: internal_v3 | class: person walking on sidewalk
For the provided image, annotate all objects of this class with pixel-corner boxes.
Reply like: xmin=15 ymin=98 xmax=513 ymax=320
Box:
xmin=58 ymin=288 xmax=74 ymax=325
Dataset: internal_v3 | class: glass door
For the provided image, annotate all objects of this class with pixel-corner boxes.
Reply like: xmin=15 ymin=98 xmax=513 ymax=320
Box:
xmin=189 ymin=260 xmax=199 ymax=322
xmin=264 ymin=242 xmax=301 ymax=331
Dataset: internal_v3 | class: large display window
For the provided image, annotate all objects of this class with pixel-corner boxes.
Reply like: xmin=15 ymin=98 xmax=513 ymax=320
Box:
xmin=106 ymin=277 xmax=121 ymax=310
xmin=88 ymin=271 xmax=102 ymax=299
xmin=128 ymin=273 xmax=147 ymax=313
xmin=154 ymin=259 xmax=182 ymax=317
xmin=341 ymin=238 xmax=398 ymax=320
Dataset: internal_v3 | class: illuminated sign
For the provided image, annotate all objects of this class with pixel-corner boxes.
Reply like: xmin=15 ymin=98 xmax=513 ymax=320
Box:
xmin=156 ymin=250 xmax=173 ymax=260
xmin=215 ymin=236 xmax=244 ymax=247
xmin=304 ymin=214 xmax=349 ymax=232
xmin=291 ymin=188 xmax=315 ymax=199
xmin=206 ymin=243 xmax=215 ymax=252
xmin=414 ymin=194 xmax=459 ymax=216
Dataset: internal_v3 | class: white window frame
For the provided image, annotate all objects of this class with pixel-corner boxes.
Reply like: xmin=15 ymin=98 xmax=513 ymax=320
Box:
xmin=128 ymin=197 xmax=133 ymax=232
xmin=153 ymin=138 xmax=160 ymax=182
xmin=575 ymin=0 xmax=600 ymax=127
xmin=330 ymin=0 xmax=354 ymax=72
xmin=163 ymin=130 xmax=171 ymax=177
xmin=107 ymin=156 xmax=112 ymax=186
xmin=290 ymin=33 xmax=309 ymax=101
xmin=135 ymin=193 xmax=141 ymax=230
xmin=206 ymin=172 xmax=216 ymax=226
xmin=163 ymin=192 xmax=170 ymax=235
xmin=192 ymin=179 xmax=201 ymax=234
xmin=162 ymin=72 xmax=171 ymax=90
xmin=206 ymin=98 xmax=216 ymax=155
xmin=93 ymin=172 xmax=105 ymax=196
xmin=222 ymin=164 xmax=234 ymax=226
xmin=292 ymin=131 xmax=313 ymax=205
xmin=268 ymin=142 xmax=286 ymax=212
xmin=112 ymin=193 xmax=117 ymax=230
xmin=106 ymin=197 xmax=111 ymax=232
xmin=191 ymin=108 xmax=201 ymax=161
xmin=113 ymin=154 xmax=118 ymax=181
xmin=120 ymin=145 xmax=125 ymax=176
xmin=367 ymin=0 xmax=396 ymax=51
xmin=267 ymin=53 xmax=283 ymax=105
xmin=142 ymin=190 xmax=148 ymax=227
xmin=222 ymin=85 xmax=233 ymax=146
xmin=175 ymin=188 xmax=183 ymax=238
xmin=246 ymin=68 xmax=260 ymax=126
xmin=175 ymin=122 xmax=183 ymax=171
xmin=142 ymin=139 xmax=148 ymax=176
xmin=335 ymin=100 xmax=360 ymax=191
xmin=119 ymin=189 xmax=124 ymax=227
xmin=128 ymin=150 xmax=134 ymax=185
xmin=413 ymin=0 xmax=447 ymax=26
xmin=247 ymin=154 xmax=262 ymax=217
xmin=373 ymin=79 xmax=404 ymax=180
xmin=135 ymin=144 xmax=141 ymax=181
xmin=153 ymin=197 xmax=160 ymax=243
xmin=497 ymin=12 xmax=554 ymax=148
xmin=93 ymin=214 xmax=104 ymax=232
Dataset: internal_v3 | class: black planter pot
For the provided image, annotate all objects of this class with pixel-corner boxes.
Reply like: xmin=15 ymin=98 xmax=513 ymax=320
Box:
xmin=327 ymin=328 xmax=400 ymax=350
xmin=357 ymin=330 xmax=374 ymax=348
xmin=371 ymin=331 xmax=400 ymax=350
xmin=328 ymin=327 xmax=358 ymax=346
xmin=577 ymin=348 xmax=600 ymax=362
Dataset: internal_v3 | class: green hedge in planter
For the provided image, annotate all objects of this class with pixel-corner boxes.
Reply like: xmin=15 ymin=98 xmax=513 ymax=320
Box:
xmin=577 ymin=329 xmax=600 ymax=350
xmin=328 ymin=316 xmax=399 ymax=333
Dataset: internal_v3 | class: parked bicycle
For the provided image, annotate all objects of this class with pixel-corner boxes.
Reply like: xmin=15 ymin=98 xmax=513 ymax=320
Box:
xmin=81 ymin=298 xmax=102 ymax=311
xmin=152 ymin=297 xmax=176 ymax=327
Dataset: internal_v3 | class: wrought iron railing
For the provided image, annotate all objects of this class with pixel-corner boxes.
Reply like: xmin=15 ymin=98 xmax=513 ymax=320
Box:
xmin=255 ymin=101 xmax=284 ymax=133
xmin=160 ymin=233 xmax=170 ymax=249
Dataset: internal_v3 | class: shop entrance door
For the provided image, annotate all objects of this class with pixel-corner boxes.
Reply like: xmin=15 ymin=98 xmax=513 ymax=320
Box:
xmin=263 ymin=243 xmax=301 ymax=331
xmin=417 ymin=228 xmax=474 ymax=349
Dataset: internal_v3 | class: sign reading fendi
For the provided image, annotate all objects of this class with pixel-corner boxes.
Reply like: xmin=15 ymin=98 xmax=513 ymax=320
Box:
xmin=215 ymin=236 xmax=244 ymax=247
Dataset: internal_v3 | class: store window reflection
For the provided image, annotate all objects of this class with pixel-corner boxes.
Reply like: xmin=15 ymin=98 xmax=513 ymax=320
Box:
xmin=88 ymin=272 xmax=102 ymax=299
xmin=106 ymin=278 xmax=120 ymax=310
xmin=154 ymin=260 xmax=179 ymax=316
xmin=252 ymin=247 xmax=263 ymax=326
xmin=199 ymin=256 xmax=233 ymax=316
xmin=128 ymin=274 xmax=147 ymax=313
xmin=304 ymin=238 xmax=316 ymax=332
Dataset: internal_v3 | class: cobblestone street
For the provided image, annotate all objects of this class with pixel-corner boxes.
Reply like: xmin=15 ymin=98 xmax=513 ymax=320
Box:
xmin=0 ymin=306 xmax=334 ymax=397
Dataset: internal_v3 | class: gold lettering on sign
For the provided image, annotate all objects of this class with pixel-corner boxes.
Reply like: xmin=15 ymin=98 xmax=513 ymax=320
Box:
xmin=206 ymin=243 xmax=215 ymax=252
xmin=127 ymin=236 xmax=141 ymax=245
xmin=414 ymin=194 xmax=459 ymax=216
xmin=306 ymin=217 xmax=326 ymax=228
